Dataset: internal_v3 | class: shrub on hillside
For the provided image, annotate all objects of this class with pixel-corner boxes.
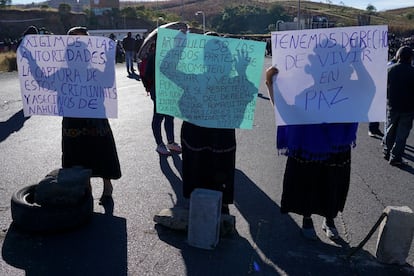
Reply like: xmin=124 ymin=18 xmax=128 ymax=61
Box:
xmin=0 ymin=52 xmax=17 ymax=72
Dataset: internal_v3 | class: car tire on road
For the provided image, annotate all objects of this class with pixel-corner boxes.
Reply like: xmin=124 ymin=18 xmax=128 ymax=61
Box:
xmin=11 ymin=184 xmax=93 ymax=233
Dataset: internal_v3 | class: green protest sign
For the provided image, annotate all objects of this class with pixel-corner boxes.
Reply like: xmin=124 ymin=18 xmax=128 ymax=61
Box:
xmin=156 ymin=28 xmax=265 ymax=129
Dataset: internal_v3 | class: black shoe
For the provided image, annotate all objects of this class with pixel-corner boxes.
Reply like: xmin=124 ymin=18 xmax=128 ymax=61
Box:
xmin=301 ymin=227 xmax=318 ymax=240
xmin=99 ymin=195 xmax=113 ymax=205
xmin=221 ymin=204 xmax=230 ymax=214
xmin=368 ymin=129 xmax=384 ymax=137
xmin=302 ymin=217 xmax=318 ymax=241
xmin=389 ymin=158 xmax=408 ymax=167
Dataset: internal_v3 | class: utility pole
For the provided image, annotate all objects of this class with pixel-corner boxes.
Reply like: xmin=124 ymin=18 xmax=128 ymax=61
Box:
xmin=181 ymin=0 xmax=184 ymax=21
xmin=195 ymin=11 xmax=205 ymax=34
xmin=297 ymin=0 xmax=301 ymax=30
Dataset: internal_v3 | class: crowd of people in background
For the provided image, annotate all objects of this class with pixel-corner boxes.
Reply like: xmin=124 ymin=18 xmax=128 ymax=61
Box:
xmin=388 ymin=33 xmax=414 ymax=60
xmin=0 ymin=27 xmax=52 ymax=52
xmin=3 ymin=27 xmax=412 ymax=58
xmin=1 ymin=26 xmax=147 ymax=76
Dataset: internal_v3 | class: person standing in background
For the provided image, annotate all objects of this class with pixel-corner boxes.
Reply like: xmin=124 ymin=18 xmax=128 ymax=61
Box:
xmin=17 ymin=25 xmax=38 ymax=48
xmin=122 ymin=32 xmax=136 ymax=75
xmin=383 ymin=46 xmax=414 ymax=166
xmin=135 ymin=34 xmax=144 ymax=60
xmin=368 ymin=54 xmax=399 ymax=138
xmin=143 ymin=41 xmax=182 ymax=155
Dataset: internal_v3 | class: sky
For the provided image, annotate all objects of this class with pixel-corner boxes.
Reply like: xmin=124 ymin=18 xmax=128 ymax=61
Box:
xmin=10 ymin=0 xmax=413 ymax=12
xmin=325 ymin=1 xmax=412 ymax=11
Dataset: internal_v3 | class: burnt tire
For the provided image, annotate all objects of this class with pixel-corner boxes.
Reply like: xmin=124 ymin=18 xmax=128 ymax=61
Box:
xmin=11 ymin=184 xmax=93 ymax=233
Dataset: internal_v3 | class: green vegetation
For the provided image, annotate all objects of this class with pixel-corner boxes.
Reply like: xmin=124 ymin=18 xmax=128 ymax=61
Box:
xmin=366 ymin=4 xmax=377 ymax=14
xmin=139 ymin=0 xmax=414 ymax=35
xmin=0 ymin=0 xmax=11 ymax=7
xmin=0 ymin=51 xmax=17 ymax=72
xmin=210 ymin=4 xmax=291 ymax=34
xmin=2 ymin=0 xmax=414 ymax=36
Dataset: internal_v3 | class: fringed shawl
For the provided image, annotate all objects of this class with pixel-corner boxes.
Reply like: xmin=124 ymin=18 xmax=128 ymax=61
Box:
xmin=277 ymin=123 xmax=358 ymax=161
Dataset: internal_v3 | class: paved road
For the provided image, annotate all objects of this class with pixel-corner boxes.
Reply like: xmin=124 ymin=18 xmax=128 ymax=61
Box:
xmin=1 ymin=59 xmax=414 ymax=275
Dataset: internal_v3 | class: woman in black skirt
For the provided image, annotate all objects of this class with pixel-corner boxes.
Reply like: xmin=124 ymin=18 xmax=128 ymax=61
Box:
xmin=62 ymin=116 xmax=121 ymax=203
xmin=181 ymin=122 xmax=236 ymax=214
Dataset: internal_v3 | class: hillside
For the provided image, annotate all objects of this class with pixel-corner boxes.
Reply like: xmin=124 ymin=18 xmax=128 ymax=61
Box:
xmin=129 ymin=0 xmax=414 ymax=35
xmin=2 ymin=0 xmax=414 ymax=41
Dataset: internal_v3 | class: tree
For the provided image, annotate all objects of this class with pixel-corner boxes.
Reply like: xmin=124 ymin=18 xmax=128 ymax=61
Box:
xmin=366 ymin=4 xmax=377 ymax=13
xmin=121 ymin=7 xmax=137 ymax=19
xmin=211 ymin=4 xmax=291 ymax=34
xmin=0 ymin=0 xmax=11 ymax=7
xmin=58 ymin=3 xmax=71 ymax=14
xmin=326 ymin=0 xmax=332 ymax=8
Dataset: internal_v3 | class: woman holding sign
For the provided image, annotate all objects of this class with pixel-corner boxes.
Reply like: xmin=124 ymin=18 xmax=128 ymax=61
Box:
xmin=19 ymin=26 xmax=122 ymax=205
xmin=265 ymin=66 xmax=358 ymax=240
xmin=264 ymin=34 xmax=378 ymax=240
xmin=159 ymin=26 xmax=259 ymax=214
xmin=62 ymin=26 xmax=121 ymax=205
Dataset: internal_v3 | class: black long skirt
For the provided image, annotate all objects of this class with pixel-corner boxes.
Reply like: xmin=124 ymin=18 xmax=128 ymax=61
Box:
xmin=62 ymin=117 xmax=121 ymax=180
xmin=280 ymin=150 xmax=351 ymax=219
xmin=181 ymin=121 xmax=236 ymax=204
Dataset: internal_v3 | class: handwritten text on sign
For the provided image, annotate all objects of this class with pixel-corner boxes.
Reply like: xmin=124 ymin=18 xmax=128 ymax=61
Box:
xmin=271 ymin=25 xmax=388 ymax=126
xmin=156 ymin=28 xmax=266 ymax=129
xmin=17 ymin=35 xmax=118 ymax=118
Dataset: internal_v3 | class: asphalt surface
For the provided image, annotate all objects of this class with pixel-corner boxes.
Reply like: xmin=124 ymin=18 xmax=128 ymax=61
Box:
xmin=1 ymin=58 xmax=414 ymax=275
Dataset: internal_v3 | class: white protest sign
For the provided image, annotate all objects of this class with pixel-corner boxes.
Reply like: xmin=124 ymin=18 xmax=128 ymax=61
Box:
xmin=271 ymin=25 xmax=388 ymax=126
xmin=17 ymin=35 xmax=118 ymax=118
